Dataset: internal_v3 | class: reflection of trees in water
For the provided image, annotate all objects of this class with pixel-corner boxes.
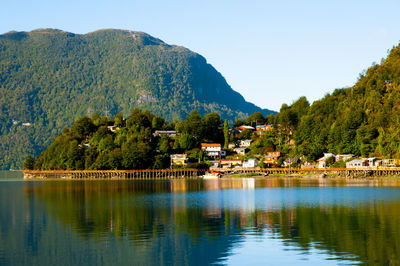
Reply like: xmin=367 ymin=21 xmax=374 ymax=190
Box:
xmin=29 ymin=181 xmax=400 ymax=265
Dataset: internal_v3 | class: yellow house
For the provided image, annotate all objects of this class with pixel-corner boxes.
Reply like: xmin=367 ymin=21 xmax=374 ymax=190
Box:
xmin=171 ymin=154 xmax=189 ymax=166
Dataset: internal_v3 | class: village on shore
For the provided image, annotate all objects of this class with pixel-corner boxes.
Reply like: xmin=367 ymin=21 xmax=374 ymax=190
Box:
xmin=154 ymin=124 xmax=400 ymax=171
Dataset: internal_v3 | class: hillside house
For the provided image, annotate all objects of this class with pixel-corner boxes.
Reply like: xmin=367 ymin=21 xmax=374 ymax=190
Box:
xmin=170 ymin=154 xmax=188 ymax=166
xmin=239 ymin=125 xmax=255 ymax=131
xmin=336 ymin=154 xmax=354 ymax=162
xmin=264 ymin=152 xmax=281 ymax=166
xmin=201 ymin=143 xmax=225 ymax=158
xmin=317 ymin=153 xmax=335 ymax=168
xmin=228 ymin=143 xmax=236 ymax=149
xmin=107 ymin=126 xmax=120 ymax=132
xmin=243 ymin=158 xmax=258 ymax=168
xmin=239 ymin=139 xmax=252 ymax=148
xmin=256 ymin=125 xmax=273 ymax=135
xmin=153 ymin=130 xmax=178 ymax=137
xmin=233 ymin=147 xmax=246 ymax=155
xmin=220 ymin=159 xmax=243 ymax=168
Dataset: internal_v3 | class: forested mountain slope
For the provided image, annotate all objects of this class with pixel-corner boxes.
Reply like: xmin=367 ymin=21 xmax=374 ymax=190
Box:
xmin=284 ymin=44 xmax=400 ymax=160
xmin=0 ymin=29 xmax=273 ymax=169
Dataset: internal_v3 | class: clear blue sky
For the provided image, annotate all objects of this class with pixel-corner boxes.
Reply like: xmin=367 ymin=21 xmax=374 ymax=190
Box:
xmin=2 ymin=0 xmax=400 ymax=111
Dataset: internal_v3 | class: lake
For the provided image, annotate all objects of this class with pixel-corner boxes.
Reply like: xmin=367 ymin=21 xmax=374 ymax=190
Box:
xmin=1 ymin=171 xmax=400 ymax=265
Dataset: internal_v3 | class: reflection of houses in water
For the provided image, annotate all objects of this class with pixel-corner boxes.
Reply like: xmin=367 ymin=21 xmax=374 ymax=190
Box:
xmin=169 ymin=179 xmax=189 ymax=193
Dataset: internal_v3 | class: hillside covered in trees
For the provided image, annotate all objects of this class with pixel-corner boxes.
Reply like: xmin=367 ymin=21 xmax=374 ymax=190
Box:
xmin=31 ymin=109 xmax=226 ymax=170
xmin=0 ymin=28 xmax=274 ymax=169
xmin=277 ymin=43 xmax=400 ymax=161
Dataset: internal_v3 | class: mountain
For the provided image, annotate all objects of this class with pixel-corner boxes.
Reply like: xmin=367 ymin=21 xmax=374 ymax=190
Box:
xmin=0 ymin=28 xmax=274 ymax=169
xmin=289 ymin=43 xmax=400 ymax=160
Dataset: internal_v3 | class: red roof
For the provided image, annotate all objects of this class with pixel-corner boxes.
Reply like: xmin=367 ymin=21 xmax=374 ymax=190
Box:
xmin=201 ymin=143 xmax=221 ymax=147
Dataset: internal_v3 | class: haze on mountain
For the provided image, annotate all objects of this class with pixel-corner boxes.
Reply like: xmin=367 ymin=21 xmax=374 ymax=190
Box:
xmin=0 ymin=28 xmax=274 ymax=169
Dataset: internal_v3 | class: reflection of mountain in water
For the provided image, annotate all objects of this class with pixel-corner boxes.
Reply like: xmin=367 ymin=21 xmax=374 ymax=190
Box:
xmin=1 ymin=179 xmax=400 ymax=264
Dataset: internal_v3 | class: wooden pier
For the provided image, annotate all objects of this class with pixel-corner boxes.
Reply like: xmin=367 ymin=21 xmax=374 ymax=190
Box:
xmin=22 ymin=169 xmax=206 ymax=180
xmin=216 ymin=167 xmax=400 ymax=178
xmin=21 ymin=167 xmax=400 ymax=180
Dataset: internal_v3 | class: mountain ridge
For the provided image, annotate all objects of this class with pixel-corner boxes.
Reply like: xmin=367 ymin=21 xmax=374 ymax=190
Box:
xmin=0 ymin=28 xmax=274 ymax=169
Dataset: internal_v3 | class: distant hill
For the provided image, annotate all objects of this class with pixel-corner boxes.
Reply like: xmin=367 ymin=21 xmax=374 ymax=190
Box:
xmin=0 ymin=28 xmax=274 ymax=169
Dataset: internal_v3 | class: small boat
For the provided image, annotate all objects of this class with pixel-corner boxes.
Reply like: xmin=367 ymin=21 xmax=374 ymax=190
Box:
xmin=202 ymin=171 xmax=221 ymax=179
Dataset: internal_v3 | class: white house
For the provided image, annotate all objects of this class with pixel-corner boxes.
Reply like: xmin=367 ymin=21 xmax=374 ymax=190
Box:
xmin=239 ymin=139 xmax=252 ymax=148
xmin=317 ymin=153 xmax=335 ymax=168
xmin=201 ymin=143 xmax=224 ymax=158
xmin=243 ymin=158 xmax=258 ymax=168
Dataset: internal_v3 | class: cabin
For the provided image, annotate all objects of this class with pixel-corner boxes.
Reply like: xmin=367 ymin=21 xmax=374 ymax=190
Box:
xmin=107 ymin=126 xmax=120 ymax=132
xmin=220 ymin=159 xmax=243 ymax=168
xmin=346 ymin=159 xmax=368 ymax=168
xmin=256 ymin=125 xmax=273 ymax=135
xmin=239 ymin=125 xmax=255 ymax=131
xmin=317 ymin=153 xmax=335 ymax=168
xmin=170 ymin=154 xmax=188 ymax=166
xmin=201 ymin=143 xmax=225 ymax=158
xmin=283 ymin=157 xmax=299 ymax=167
xmin=239 ymin=139 xmax=252 ymax=148
xmin=264 ymin=152 xmax=281 ymax=166
xmin=153 ymin=130 xmax=178 ymax=137
xmin=243 ymin=158 xmax=258 ymax=168
xmin=233 ymin=147 xmax=247 ymax=155
xmin=335 ymin=154 xmax=354 ymax=162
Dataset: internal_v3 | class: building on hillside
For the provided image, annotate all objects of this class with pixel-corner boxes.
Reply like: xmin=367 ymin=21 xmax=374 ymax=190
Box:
xmin=107 ymin=126 xmax=120 ymax=132
xmin=301 ymin=161 xmax=317 ymax=169
xmin=201 ymin=143 xmax=225 ymax=158
xmin=243 ymin=158 xmax=258 ymax=168
xmin=153 ymin=130 xmax=178 ymax=137
xmin=239 ymin=125 xmax=255 ymax=131
xmin=220 ymin=159 xmax=243 ymax=168
xmin=239 ymin=139 xmax=252 ymax=148
xmin=346 ymin=159 xmax=368 ymax=168
xmin=317 ymin=153 xmax=335 ymax=168
xmin=228 ymin=143 xmax=236 ymax=149
xmin=264 ymin=152 xmax=281 ymax=166
xmin=170 ymin=154 xmax=188 ymax=166
xmin=256 ymin=125 xmax=273 ymax=135
xmin=283 ymin=157 xmax=300 ymax=167
xmin=335 ymin=154 xmax=354 ymax=162
xmin=233 ymin=147 xmax=247 ymax=155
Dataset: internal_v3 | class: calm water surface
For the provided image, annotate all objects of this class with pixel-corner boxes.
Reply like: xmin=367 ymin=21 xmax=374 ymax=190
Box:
xmin=1 ymin=171 xmax=400 ymax=265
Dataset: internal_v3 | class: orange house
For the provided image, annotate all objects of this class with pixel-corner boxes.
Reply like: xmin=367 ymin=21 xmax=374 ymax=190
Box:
xmin=264 ymin=152 xmax=281 ymax=166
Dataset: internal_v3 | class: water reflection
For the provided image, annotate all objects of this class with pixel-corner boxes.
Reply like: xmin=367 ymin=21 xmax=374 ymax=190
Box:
xmin=1 ymin=177 xmax=400 ymax=265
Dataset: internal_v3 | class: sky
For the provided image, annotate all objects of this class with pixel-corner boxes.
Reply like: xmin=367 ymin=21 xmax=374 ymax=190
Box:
xmin=2 ymin=0 xmax=400 ymax=111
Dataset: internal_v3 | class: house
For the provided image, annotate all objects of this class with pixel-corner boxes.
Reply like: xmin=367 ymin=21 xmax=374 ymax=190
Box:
xmin=170 ymin=154 xmax=188 ymax=166
xmin=153 ymin=130 xmax=178 ymax=137
xmin=107 ymin=126 xmax=120 ymax=132
xmin=201 ymin=143 xmax=225 ymax=158
xmin=346 ymin=159 xmax=368 ymax=168
xmin=301 ymin=161 xmax=317 ymax=169
xmin=220 ymin=159 xmax=243 ymax=168
xmin=317 ymin=153 xmax=335 ymax=168
xmin=243 ymin=158 xmax=258 ymax=168
xmin=283 ymin=157 xmax=300 ymax=167
xmin=335 ymin=154 xmax=354 ymax=162
xmin=256 ymin=125 xmax=273 ymax=135
xmin=239 ymin=125 xmax=255 ymax=131
xmin=228 ymin=143 xmax=236 ymax=149
xmin=264 ymin=152 xmax=281 ymax=166
xmin=233 ymin=147 xmax=247 ymax=155
xmin=239 ymin=139 xmax=252 ymax=148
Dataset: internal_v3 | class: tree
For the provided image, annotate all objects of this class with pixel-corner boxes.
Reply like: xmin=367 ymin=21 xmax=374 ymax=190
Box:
xmin=23 ymin=155 xmax=35 ymax=170
xmin=223 ymin=119 xmax=229 ymax=149
xmin=246 ymin=112 xmax=265 ymax=126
